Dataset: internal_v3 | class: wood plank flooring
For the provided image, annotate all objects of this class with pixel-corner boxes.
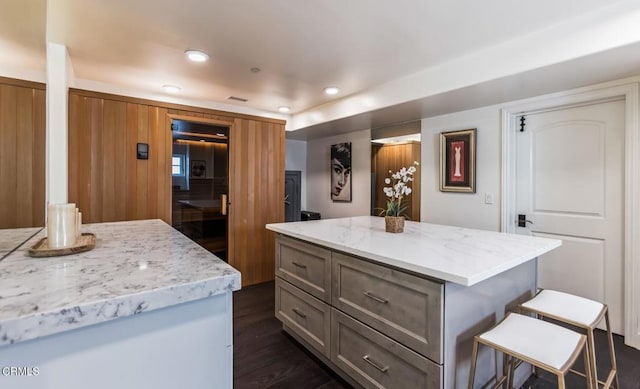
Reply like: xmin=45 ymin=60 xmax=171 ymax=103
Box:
xmin=233 ymin=281 xmax=348 ymax=389
xmin=233 ymin=281 xmax=640 ymax=389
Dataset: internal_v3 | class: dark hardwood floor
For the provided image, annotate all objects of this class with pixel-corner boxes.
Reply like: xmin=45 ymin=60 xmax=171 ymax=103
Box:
xmin=233 ymin=281 xmax=640 ymax=389
xmin=233 ymin=281 xmax=348 ymax=389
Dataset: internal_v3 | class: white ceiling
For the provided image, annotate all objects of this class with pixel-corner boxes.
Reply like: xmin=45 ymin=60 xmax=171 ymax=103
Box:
xmin=2 ymin=0 xmax=640 ymax=137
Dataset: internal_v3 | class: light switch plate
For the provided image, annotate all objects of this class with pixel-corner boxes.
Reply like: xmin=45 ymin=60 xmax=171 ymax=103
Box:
xmin=484 ymin=192 xmax=494 ymax=204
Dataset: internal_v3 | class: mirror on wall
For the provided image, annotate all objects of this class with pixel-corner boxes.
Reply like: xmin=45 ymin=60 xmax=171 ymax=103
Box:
xmin=370 ymin=121 xmax=421 ymax=221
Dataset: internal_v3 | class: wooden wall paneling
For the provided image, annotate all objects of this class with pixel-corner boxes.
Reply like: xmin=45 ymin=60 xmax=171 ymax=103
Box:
xmin=114 ymin=102 xmax=127 ymax=222
xmin=147 ymin=107 xmax=159 ymax=221
xmin=156 ymin=107 xmax=170 ymax=223
xmin=410 ymin=142 xmax=421 ymax=221
xmin=66 ymin=90 xmax=286 ymax=283
xmin=101 ymin=99 xmax=127 ymax=221
xmin=230 ymin=118 xmax=248 ymax=284
xmin=0 ymin=85 xmax=18 ymax=228
xmin=76 ymin=96 xmax=93 ymax=222
xmin=155 ymin=108 xmax=164 ymax=223
xmin=252 ymin=120 xmax=263 ymax=283
xmin=89 ymin=97 xmax=104 ymax=223
xmin=136 ymin=105 xmax=149 ymax=220
xmin=70 ymin=88 xmax=284 ymax=125
xmin=228 ymin=118 xmax=285 ymax=286
xmin=15 ymin=87 xmax=34 ymax=227
xmin=0 ymin=82 xmax=45 ymax=228
xmin=204 ymin=113 xmax=226 ymax=122
xmin=32 ymin=89 xmax=45 ymax=226
xmin=125 ymin=103 xmax=138 ymax=220
xmin=267 ymin=121 xmax=285 ymax=281
xmin=163 ymin=110 xmax=172 ymax=224
xmin=68 ymin=93 xmax=80 ymax=214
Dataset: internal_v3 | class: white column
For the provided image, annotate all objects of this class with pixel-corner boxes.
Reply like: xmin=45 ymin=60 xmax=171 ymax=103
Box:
xmin=45 ymin=42 xmax=71 ymax=204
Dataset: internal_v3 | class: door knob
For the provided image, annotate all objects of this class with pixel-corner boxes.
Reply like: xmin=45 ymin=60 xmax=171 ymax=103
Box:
xmin=518 ymin=214 xmax=533 ymax=228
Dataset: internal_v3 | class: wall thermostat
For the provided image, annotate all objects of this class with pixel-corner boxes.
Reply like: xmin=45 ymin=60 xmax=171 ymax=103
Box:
xmin=137 ymin=143 xmax=149 ymax=160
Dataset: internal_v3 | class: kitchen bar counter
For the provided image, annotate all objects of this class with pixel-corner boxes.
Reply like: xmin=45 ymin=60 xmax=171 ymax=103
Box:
xmin=266 ymin=216 xmax=561 ymax=388
xmin=0 ymin=219 xmax=240 ymax=389
xmin=266 ymin=216 xmax=560 ymax=286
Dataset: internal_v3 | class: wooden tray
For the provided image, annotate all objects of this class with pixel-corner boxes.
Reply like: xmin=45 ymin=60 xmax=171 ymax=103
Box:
xmin=28 ymin=233 xmax=96 ymax=257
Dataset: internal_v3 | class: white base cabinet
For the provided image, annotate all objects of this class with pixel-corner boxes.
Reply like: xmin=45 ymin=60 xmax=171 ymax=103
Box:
xmin=0 ymin=292 xmax=233 ymax=389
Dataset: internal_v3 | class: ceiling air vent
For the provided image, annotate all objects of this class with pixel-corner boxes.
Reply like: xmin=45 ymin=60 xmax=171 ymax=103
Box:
xmin=228 ymin=96 xmax=248 ymax=102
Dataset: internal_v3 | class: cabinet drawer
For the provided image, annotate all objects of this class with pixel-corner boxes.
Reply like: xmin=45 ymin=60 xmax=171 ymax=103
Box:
xmin=332 ymin=252 xmax=443 ymax=363
xmin=276 ymin=235 xmax=331 ymax=302
xmin=275 ymin=277 xmax=331 ymax=358
xmin=331 ymin=309 xmax=442 ymax=389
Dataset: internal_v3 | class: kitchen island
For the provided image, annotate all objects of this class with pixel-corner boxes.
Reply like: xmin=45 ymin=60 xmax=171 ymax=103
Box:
xmin=0 ymin=219 xmax=240 ymax=389
xmin=266 ymin=216 xmax=561 ymax=389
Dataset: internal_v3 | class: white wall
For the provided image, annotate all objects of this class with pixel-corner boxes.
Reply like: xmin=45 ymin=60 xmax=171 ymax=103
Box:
xmin=285 ymin=139 xmax=308 ymax=210
xmin=421 ymin=105 xmax=501 ymax=231
xmin=306 ymin=129 xmax=371 ymax=219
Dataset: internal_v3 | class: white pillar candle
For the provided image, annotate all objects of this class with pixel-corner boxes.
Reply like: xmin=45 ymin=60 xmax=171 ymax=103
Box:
xmin=47 ymin=203 xmax=77 ymax=249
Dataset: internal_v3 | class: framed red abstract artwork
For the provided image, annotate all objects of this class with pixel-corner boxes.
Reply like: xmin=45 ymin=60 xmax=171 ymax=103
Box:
xmin=440 ymin=129 xmax=476 ymax=193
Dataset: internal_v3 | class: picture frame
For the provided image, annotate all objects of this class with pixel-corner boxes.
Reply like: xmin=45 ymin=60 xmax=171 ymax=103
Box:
xmin=440 ymin=129 xmax=476 ymax=193
xmin=190 ymin=160 xmax=206 ymax=178
xmin=330 ymin=142 xmax=352 ymax=202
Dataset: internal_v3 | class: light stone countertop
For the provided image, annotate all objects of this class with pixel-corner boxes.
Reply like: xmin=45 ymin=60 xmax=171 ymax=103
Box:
xmin=266 ymin=216 xmax=561 ymax=286
xmin=0 ymin=227 xmax=42 ymax=259
xmin=0 ymin=219 xmax=240 ymax=347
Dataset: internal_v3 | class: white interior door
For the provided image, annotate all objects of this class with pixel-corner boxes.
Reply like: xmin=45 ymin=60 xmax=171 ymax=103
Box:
xmin=516 ymin=100 xmax=625 ymax=334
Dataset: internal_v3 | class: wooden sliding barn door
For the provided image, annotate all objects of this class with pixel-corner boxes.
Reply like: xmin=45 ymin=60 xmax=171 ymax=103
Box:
xmin=228 ymin=119 xmax=285 ymax=286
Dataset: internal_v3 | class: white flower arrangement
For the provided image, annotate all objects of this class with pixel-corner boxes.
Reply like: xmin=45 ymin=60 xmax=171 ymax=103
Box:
xmin=380 ymin=161 xmax=419 ymax=217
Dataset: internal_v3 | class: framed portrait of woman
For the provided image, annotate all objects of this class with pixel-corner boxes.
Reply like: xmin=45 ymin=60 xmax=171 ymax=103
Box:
xmin=440 ymin=129 xmax=476 ymax=193
xmin=330 ymin=142 xmax=352 ymax=202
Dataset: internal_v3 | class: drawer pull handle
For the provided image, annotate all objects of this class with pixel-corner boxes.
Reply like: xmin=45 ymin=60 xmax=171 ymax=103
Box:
xmin=363 ymin=291 xmax=389 ymax=304
xmin=363 ymin=355 xmax=389 ymax=373
xmin=291 ymin=307 xmax=307 ymax=318
xmin=292 ymin=261 xmax=307 ymax=269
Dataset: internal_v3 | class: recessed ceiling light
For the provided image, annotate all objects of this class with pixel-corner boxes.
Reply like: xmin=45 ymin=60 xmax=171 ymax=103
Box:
xmin=278 ymin=106 xmax=291 ymax=113
xmin=162 ymin=85 xmax=181 ymax=93
xmin=185 ymin=50 xmax=209 ymax=63
xmin=324 ymin=86 xmax=340 ymax=95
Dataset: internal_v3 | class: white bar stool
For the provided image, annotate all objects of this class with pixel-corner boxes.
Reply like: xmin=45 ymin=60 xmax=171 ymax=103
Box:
xmin=518 ymin=289 xmax=618 ymax=388
xmin=468 ymin=312 xmax=592 ymax=389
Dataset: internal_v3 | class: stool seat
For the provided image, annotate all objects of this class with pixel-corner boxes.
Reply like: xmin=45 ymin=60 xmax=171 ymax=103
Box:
xmin=479 ymin=313 xmax=583 ymax=371
xmin=520 ymin=289 xmax=605 ymax=327
xmin=518 ymin=289 xmax=618 ymax=388
xmin=469 ymin=312 xmax=591 ymax=388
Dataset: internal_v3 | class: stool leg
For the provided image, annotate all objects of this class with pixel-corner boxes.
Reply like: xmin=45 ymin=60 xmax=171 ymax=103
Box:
xmin=500 ymin=351 xmax=509 ymax=389
xmin=584 ymin=344 xmax=594 ymax=389
xmin=558 ymin=373 xmax=566 ymax=389
xmin=605 ymin=310 xmax=619 ymax=389
xmin=507 ymin=357 xmax=516 ymax=389
xmin=587 ymin=328 xmax=598 ymax=388
xmin=468 ymin=339 xmax=479 ymax=389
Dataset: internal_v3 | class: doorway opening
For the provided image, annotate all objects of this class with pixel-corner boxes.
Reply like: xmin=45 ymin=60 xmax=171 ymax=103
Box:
xmin=371 ymin=132 xmax=421 ymax=221
xmin=171 ymin=119 xmax=229 ymax=261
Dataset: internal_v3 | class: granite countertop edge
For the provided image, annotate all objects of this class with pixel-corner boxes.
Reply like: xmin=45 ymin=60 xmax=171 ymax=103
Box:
xmin=0 ymin=272 xmax=240 ymax=347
